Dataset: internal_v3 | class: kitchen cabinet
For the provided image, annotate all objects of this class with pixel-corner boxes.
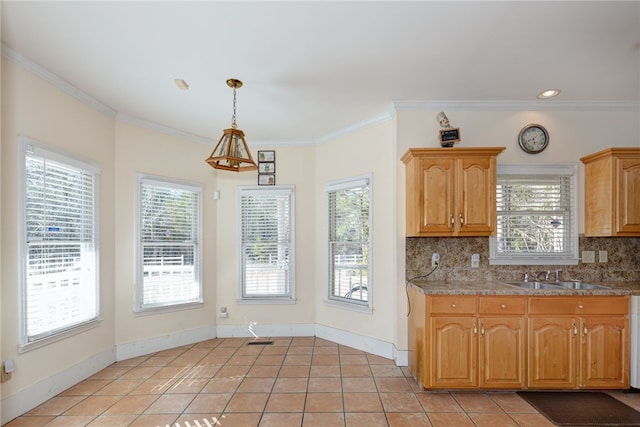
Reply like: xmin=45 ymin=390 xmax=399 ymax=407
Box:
xmin=580 ymin=147 xmax=640 ymax=236
xmin=528 ymin=296 xmax=629 ymax=389
xmin=401 ymin=147 xmax=505 ymax=237
xmin=478 ymin=297 xmax=526 ymax=388
xmin=408 ymin=291 xmax=630 ymax=390
xmin=425 ymin=295 xmax=525 ymax=389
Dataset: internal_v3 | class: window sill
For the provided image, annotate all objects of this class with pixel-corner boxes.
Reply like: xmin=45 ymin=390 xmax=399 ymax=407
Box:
xmin=237 ymin=297 xmax=296 ymax=305
xmin=323 ymin=299 xmax=373 ymax=314
xmin=135 ymin=301 xmax=204 ymax=316
xmin=19 ymin=318 xmax=102 ymax=354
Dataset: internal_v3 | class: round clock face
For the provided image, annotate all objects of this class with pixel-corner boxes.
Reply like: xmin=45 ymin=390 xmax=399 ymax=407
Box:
xmin=518 ymin=124 xmax=549 ymax=154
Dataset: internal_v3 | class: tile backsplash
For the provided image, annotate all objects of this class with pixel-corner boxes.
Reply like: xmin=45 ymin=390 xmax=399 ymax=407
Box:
xmin=406 ymin=236 xmax=640 ymax=283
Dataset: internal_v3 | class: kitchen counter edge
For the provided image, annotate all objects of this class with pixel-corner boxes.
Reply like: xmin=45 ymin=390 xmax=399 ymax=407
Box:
xmin=407 ymin=280 xmax=640 ymax=296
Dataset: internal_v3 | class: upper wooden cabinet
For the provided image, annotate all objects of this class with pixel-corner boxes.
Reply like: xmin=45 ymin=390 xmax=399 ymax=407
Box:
xmin=580 ymin=147 xmax=640 ymax=236
xmin=401 ymin=147 xmax=505 ymax=237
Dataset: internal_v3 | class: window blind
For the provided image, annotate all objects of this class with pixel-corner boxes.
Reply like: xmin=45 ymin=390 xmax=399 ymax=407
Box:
xmin=492 ymin=165 xmax=578 ymax=264
xmin=326 ymin=177 xmax=370 ymax=304
xmin=239 ymin=187 xmax=294 ymax=299
xmin=138 ymin=176 xmax=202 ymax=310
xmin=24 ymin=144 xmax=99 ymax=342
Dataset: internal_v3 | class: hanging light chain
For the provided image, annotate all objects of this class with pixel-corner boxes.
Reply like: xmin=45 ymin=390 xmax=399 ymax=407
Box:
xmin=226 ymin=78 xmax=243 ymax=129
xmin=231 ymin=85 xmax=238 ymax=128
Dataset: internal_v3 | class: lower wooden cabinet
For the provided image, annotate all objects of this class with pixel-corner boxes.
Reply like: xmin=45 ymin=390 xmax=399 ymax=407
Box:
xmin=425 ymin=295 xmax=526 ymax=389
xmin=408 ymin=292 xmax=630 ymax=390
xmin=528 ymin=296 xmax=629 ymax=389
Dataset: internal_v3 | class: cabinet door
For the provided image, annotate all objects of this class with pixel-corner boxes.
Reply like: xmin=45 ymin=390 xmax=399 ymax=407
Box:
xmin=616 ymin=158 xmax=640 ymax=234
xmin=580 ymin=316 xmax=629 ymax=388
xmin=528 ymin=317 xmax=578 ymax=388
xmin=430 ymin=317 xmax=477 ymax=387
xmin=457 ymin=157 xmax=496 ymax=236
xmin=417 ymin=158 xmax=455 ymax=235
xmin=479 ymin=317 xmax=526 ymax=388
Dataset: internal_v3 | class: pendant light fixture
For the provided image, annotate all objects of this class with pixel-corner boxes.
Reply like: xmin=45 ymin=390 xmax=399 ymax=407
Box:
xmin=205 ymin=78 xmax=258 ymax=172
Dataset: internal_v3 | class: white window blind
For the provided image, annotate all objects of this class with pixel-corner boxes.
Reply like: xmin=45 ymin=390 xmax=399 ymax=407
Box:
xmin=239 ymin=186 xmax=294 ymax=300
xmin=137 ymin=176 xmax=202 ymax=310
xmin=326 ymin=176 xmax=371 ymax=306
xmin=490 ymin=164 xmax=578 ymax=265
xmin=22 ymin=141 xmax=100 ymax=343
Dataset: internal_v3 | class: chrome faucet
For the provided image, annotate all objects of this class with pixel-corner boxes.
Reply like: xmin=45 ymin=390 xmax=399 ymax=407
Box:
xmin=523 ymin=272 xmax=532 ymax=282
xmin=551 ymin=269 xmax=563 ymax=282
xmin=535 ymin=270 xmax=550 ymax=281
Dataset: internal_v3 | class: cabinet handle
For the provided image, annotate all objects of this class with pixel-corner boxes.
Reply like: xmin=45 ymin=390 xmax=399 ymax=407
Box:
xmin=583 ymin=323 xmax=588 ymax=335
xmin=500 ymin=304 xmax=507 ymax=309
xmin=459 ymin=214 xmax=464 ymax=226
xmin=473 ymin=323 xmax=478 ymax=336
xmin=572 ymin=323 xmax=578 ymax=336
xmin=480 ymin=323 xmax=485 ymax=335
xmin=450 ymin=215 xmax=455 ymax=229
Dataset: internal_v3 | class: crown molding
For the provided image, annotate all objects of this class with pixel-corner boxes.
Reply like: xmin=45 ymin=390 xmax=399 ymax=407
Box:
xmin=1 ymin=42 xmax=118 ymax=119
xmin=314 ymin=112 xmax=393 ymax=144
xmin=115 ymin=113 xmax=214 ymax=146
xmin=392 ymin=100 xmax=640 ymax=112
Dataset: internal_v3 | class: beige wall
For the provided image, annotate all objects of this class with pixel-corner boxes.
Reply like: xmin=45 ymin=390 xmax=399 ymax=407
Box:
xmin=113 ymin=122 xmax=219 ymax=349
xmin=214 ymin=145 xmax=318 ymax=333
xmin=1 ymin=57 xmax=116 ymax=399
xmin=314 ymin=121 xmax=398 ymax=347
xmin=2 ymin=52 xmax=640 ymax=421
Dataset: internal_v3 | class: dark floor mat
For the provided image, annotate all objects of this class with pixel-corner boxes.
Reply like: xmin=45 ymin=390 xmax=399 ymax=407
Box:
xmin=517 ymin=391 xmax=640 ymax=426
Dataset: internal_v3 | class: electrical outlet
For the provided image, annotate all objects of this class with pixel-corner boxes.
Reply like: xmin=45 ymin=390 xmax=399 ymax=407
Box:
xmin=471 ymin=253 xmax=480 ymax=268
xmin=599 ymin=250 xmax=608 ymax=263
xmin=582 ymin=250 xmax=595 ymax=263
xmin=431 ymin=253 xmax=440 ymax=267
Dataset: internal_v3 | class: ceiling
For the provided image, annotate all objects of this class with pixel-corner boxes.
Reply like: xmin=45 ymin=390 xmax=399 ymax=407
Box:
xmin=2 ymin=1 xmax=639 ymax=146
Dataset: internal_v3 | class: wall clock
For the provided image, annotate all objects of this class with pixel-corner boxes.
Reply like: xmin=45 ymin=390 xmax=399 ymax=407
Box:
xmin=518 ymin=124 xmax=549 ymax=154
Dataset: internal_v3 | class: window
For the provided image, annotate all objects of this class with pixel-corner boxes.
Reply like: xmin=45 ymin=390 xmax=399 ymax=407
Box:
xmin=239 ymin=186 xmax=294 ymax=300
xmin=20 ymin=138 xmax=100 ymax=345
xmin=325 ymin=175 xmax=371 ymax=307
xmin=136 ymin=175 xmax=202 ymax=311
xmin=490 ymin=164 xmax=578 ymax=265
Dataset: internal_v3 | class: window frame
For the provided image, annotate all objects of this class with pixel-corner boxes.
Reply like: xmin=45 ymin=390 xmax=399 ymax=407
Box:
xmin=18 ymin=137 xmax=101 ymax=350
xmin=489 ymin=163 xmax=579 ymax=265
xmin=324 ymin=174 xmax=373 ymax=311
xmin=135 ymin=174 xmax=203 ymax=312
xmin=238 ymin=185 xmax=295 ymax=303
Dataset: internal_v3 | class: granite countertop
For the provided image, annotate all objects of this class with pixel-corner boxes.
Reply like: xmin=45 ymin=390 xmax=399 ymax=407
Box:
xmin=408 ymin=279 xmax=640 ymax=296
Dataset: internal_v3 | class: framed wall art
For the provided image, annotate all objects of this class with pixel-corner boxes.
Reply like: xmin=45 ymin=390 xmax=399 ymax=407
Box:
xmin=257 ymin=150 xmax=276 ymax=186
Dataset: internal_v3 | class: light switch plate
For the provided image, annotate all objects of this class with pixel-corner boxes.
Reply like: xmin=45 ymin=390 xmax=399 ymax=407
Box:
xmin=582 ymin=250 xmax=596 ymax=263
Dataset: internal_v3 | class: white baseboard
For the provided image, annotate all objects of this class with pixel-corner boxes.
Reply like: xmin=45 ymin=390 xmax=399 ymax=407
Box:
xmin=1 ymin=348 xmax=115 ymax=425
xmin=115 ymin=325 xmax=217 ymax=361
xmin=216 ymin=322 xmax=408 ymax=366
xmin=216 ymin=322 xmax=316 ymax=338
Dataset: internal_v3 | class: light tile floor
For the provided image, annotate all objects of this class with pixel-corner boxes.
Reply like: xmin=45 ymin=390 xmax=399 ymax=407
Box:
xmin=5 ymin=336 xmax=640 ymax=426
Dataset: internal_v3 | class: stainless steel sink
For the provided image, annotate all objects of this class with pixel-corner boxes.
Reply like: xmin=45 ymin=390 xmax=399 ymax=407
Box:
xmin=553 ymin=281 xmax=610 ymax=290
xmin=506 ymin=281 xmax=562 ymax=290
xmin=505 ymin=281 xmax=610 ymax=290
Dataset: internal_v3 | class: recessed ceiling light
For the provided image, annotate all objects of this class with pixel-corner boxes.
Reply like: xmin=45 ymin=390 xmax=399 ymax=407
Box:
xmin=537 ymin=89 xmax=560 ymax=99
xmin=174 ymin=78 xmax=189 ymax=90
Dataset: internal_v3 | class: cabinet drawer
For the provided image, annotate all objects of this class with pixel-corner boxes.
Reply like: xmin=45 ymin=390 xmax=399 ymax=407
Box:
xmin=529 ymin=296 xmax=629 ymax=315
xmin=478 ymin=296 xmax=526 ymax=315
xmin=429 ymin=296 xmax=476 ymax=314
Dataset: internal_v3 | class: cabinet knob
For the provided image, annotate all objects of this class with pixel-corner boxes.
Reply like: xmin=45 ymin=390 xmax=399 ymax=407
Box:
xmin=577 ymin=304 xmax=584 ymax=309
xmin=500 ymin=304 xmax=507 ymax=309
xmin=451 ymin=303 xmax=456 ymax=308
